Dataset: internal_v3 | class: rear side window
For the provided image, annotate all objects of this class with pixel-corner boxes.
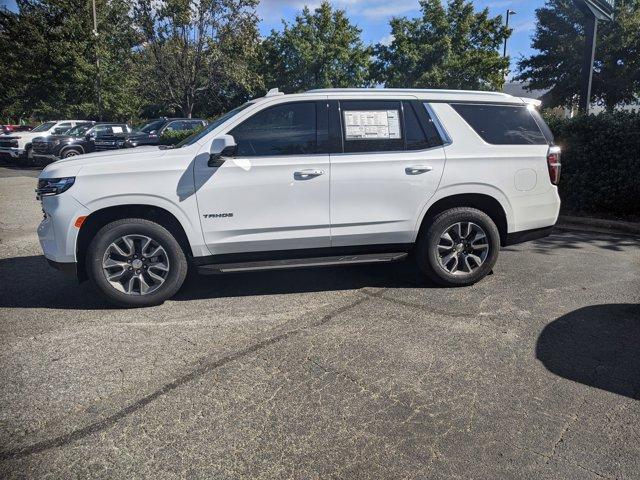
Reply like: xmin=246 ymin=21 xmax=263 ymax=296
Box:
xmin=231 ymin=102 xmax=317 ymax=156
xmin=340 ymin=100 xmax=404 ymax=153
xmin=451 ymin=104 xmax=548 ymax=145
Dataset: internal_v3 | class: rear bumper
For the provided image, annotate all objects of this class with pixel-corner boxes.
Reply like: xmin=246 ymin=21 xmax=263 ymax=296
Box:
xmin=504 ymin=226 xmax=554 ymax=246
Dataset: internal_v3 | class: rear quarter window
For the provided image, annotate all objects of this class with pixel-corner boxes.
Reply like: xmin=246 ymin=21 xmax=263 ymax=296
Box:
xmin=451 ymin=103 xmax=548 ymax=145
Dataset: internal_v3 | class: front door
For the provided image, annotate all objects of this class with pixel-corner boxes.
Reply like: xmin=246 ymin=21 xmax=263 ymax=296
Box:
xmin=194 ymin=100 xmax=331 ymax=255
xmin=330 ymin=99 xmax=447 ymax=246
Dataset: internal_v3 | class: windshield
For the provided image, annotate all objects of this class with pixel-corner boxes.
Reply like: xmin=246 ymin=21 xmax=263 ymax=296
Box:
xmin=65 ymin=125 xmax=92 ymax=136
xmin=138 ymin=120 xmax=165 ymax=133
xmin=176 ymin=103 xmax=254 ymax=148
xmin=32 ymin=121 xmax=57 ymax=132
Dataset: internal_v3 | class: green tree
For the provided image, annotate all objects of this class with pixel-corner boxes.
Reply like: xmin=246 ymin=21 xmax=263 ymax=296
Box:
xmin=260 ymin=1 xmax=372 ymax=93
xmin=0 ymin=0 xmax=140 ymax=121
xmin=133 ymin=0 xmax=263 ymax=118
xmin=373 ymin=0 xmax=510 ymax=90
xmin=515 ymin=0 xmax=640 ymax=109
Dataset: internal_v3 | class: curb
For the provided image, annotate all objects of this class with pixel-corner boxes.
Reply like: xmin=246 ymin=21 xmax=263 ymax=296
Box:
xmin=556 ymin=215 xmax=640 ymax=236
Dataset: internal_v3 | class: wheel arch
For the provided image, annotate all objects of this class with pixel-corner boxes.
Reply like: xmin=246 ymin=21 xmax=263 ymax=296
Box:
xmin=416 ymin=192 xmax=511 ymax=246
xmin=60 ymin=145 xmax=84 ymax=156
xmin=76 ymin=204 xmax=194 ymax=282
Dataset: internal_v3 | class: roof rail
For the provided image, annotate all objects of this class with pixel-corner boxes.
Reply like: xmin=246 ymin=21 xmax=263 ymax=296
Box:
xmin=265 ymin=88 xmax=285 ymax=97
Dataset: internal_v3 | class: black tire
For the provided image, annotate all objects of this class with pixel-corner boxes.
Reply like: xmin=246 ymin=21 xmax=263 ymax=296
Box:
xmin=86 ymin=218 xmax=188 ymax=307
xmin=62 ymin=147 xmax=82 ymax=158
xmin=416 ymin=207 xmax=500 ymax=287
xmin=17 ymin=146 xmax=34 ymax=167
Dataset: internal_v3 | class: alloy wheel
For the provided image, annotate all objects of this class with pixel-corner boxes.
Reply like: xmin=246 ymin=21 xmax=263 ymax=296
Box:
xmin=436 ymin=222 xmax=489 ymax=275
xmin=102 ymin=234 xmax=170 ymax=295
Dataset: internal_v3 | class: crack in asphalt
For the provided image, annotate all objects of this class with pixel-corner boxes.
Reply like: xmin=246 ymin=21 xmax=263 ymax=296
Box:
xmin=0 ymin=291 xmax=379 ymax=461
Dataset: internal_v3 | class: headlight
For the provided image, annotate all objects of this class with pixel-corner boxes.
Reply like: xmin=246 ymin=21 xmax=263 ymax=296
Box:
xmin=35 ymin=177 xmax=75 ymax=198
xmin=52 ymin=139 xmax=61 ymax=146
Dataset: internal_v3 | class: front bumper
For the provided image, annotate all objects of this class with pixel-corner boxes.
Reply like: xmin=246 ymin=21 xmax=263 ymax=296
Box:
xmin=33 ymin=153 xmax=60 ymax=164
xmin=46 ymin=258 xmax=78 ymax=279
xmin=0 ymin=147 xmax=25 ymax=158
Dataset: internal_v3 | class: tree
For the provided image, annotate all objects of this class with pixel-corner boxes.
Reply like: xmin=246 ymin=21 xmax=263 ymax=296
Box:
xmin=515 ymin=0 xmax=640 ymax=109
xmin=373 ymin=0 xmax=510 ymax=90
xmin=260 ymin=1 xmax=372 ymax=93
xmin=0 ymin=0 xmax=140 ymax=121
xmin=133 ymin=0 xmax=263 ymax=118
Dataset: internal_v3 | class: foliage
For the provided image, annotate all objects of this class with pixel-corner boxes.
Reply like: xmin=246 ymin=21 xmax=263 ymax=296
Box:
xmin=132 ymin=0 xmax=264 ymax=118
xmin=0 ymin=0 xmax=141 ymax=121
xmin=372 ymin=0 xmax=510 ymax=90
xmin=516 ymin=0 xmax=640 ymax=109
xmin=159 ymin=125 xmax=205 ymax=145
xmin=260 ymin=1 xmax=372 ymax=93
xmin=545 ymin=111 xmax=640 ymax=217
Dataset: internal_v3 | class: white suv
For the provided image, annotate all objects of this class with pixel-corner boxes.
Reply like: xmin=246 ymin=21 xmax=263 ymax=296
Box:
xmin=36 ymin=89 xmax=561 ymax=307
xmin=0 ymin=120 xmax=86 ymax=166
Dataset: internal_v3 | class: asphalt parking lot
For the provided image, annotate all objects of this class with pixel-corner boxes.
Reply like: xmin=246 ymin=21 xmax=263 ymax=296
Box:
xmin=0 ymin=165 xmax=639 ymax=479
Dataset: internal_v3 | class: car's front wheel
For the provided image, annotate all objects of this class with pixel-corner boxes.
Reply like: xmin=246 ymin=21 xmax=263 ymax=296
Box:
xmin=86 ymin=218 xmax=188 ymax=307
xmin=416 ymin=207 xmax=500 ymax=287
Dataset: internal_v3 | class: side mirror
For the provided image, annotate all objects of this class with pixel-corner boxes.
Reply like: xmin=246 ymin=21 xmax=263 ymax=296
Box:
xmin=208 ymin=134 xmax=237 ymax=167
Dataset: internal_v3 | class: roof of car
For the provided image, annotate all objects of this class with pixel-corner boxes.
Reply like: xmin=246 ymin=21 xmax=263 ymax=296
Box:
xmin=260 ymin=88 xmax=533 ymax=105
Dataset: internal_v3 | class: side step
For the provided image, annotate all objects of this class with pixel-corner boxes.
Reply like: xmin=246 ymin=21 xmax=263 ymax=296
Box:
xmin=197 ymin=252 xmax=408 ymax=275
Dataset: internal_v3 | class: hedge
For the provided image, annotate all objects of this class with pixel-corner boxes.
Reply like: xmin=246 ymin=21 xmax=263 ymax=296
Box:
xmin=545 ymin=112 xmax=640 ymax=219
xmin=159 ymin=125 xmax=205 ymax=146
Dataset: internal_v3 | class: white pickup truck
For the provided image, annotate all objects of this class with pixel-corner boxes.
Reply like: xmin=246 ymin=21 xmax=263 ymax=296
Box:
xmin=0 ymin=120 xmax=86 ymax=166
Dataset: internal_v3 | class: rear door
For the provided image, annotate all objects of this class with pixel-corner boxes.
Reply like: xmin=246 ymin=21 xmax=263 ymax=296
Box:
xmin=329 ymin=99 xmax=446 ymax=246
xmin=194 ymin=100 xmax=332 ymax=255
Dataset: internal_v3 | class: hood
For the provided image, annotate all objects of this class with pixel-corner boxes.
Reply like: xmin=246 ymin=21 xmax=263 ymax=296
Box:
xmin=34 ymin=134 xmax=79 ymax=143
xmin=41 ymin=145 xmax=166 ymax=178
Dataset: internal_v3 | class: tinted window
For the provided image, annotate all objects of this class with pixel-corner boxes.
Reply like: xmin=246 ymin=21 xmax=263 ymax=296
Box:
xmin=231 ymin=102 xmax=317 ymax=156
xmin=452 ymin=104 xmax=548 ymax=145
xmin=340 ymin=100 xmax=404 ymax=153
xmin=403 ymin=102 xmax=431 ymax=150
xmin=177 ymin=103 xmax=253 ymax=148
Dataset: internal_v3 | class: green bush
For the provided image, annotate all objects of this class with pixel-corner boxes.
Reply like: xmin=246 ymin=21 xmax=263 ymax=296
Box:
xmin=159 ymin=125 xmax=204 ymax=145
xmin=545 ymin=112 xmax=640 ymax=218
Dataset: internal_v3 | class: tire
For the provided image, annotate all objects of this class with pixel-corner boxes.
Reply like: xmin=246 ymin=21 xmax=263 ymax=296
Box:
xmin=17 ymin=146 xmax=33 ymax=167
xmin=416 ymin=207 xmax=500 ymax=287
xmin=86 ymin=218 xmax=188 ymax=307
xmin=62 ymin=148 xmax=81 ymax=158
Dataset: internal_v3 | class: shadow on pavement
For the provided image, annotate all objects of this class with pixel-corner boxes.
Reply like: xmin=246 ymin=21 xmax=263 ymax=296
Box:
xmin=525 ymin=230 xmax=640 ymax=253
xmin=0 ymin=254 xmax=431 ymax=309
xmin=536 ymin=303 xmax=640 ymax=400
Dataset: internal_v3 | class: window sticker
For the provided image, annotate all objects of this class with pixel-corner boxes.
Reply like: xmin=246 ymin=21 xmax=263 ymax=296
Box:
xmin=111 ymin=126 xmax=123 ymax=133
xmin=343 ymin=110 xmax=401 ymax=140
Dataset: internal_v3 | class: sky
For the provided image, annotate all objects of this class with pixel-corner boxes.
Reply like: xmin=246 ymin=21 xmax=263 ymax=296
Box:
xmin=0 ymin=0 xmax=543 ymax=73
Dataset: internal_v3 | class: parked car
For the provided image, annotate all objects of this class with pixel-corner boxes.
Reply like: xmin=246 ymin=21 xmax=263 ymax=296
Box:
xmin=31 ymin=123 xmax=133 ymax=164
xmin=123 ymin=118 xmax=207 ymax=147
xmin=2 ymin=124 xmax=34 ymax=134
xmin=36 ymin=88 xmax=561 ymax=307
xmin=0 ymin=120 xmax=87 ymax=166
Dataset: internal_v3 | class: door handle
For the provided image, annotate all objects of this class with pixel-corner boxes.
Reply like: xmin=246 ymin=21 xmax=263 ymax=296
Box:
xmin=294 ymin=169 xmax=324 ymax=180
xmin=405 ymin=165 xmax=433 ymax=175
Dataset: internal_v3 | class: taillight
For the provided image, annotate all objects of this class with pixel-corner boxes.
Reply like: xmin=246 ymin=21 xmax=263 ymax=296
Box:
xmin=547 ymin=146 xmax=561 ymax=185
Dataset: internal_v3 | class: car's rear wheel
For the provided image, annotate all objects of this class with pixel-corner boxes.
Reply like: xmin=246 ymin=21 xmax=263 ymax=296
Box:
xmin=416 ymin=207 xmax=500 ymax=287
xmin=86 ymin=218 xmax=188 ymax=307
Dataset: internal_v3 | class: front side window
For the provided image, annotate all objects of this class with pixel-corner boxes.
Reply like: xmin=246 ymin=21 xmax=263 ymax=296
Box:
xmin=230 ymin=102 xmax=317 ymax=156
xmin=451 ymin=104 xmax=548 ymax=145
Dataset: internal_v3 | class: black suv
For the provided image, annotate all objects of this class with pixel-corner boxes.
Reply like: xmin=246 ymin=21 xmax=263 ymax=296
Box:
xmin=32 ymin=123 xmax=131 ymax=164
xmin=124 ymin=118 xmax=207 ymax=147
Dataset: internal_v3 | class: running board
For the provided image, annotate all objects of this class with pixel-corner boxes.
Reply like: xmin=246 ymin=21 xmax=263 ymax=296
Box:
xmin=197 ymin=252 xmax=408 ymax=274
